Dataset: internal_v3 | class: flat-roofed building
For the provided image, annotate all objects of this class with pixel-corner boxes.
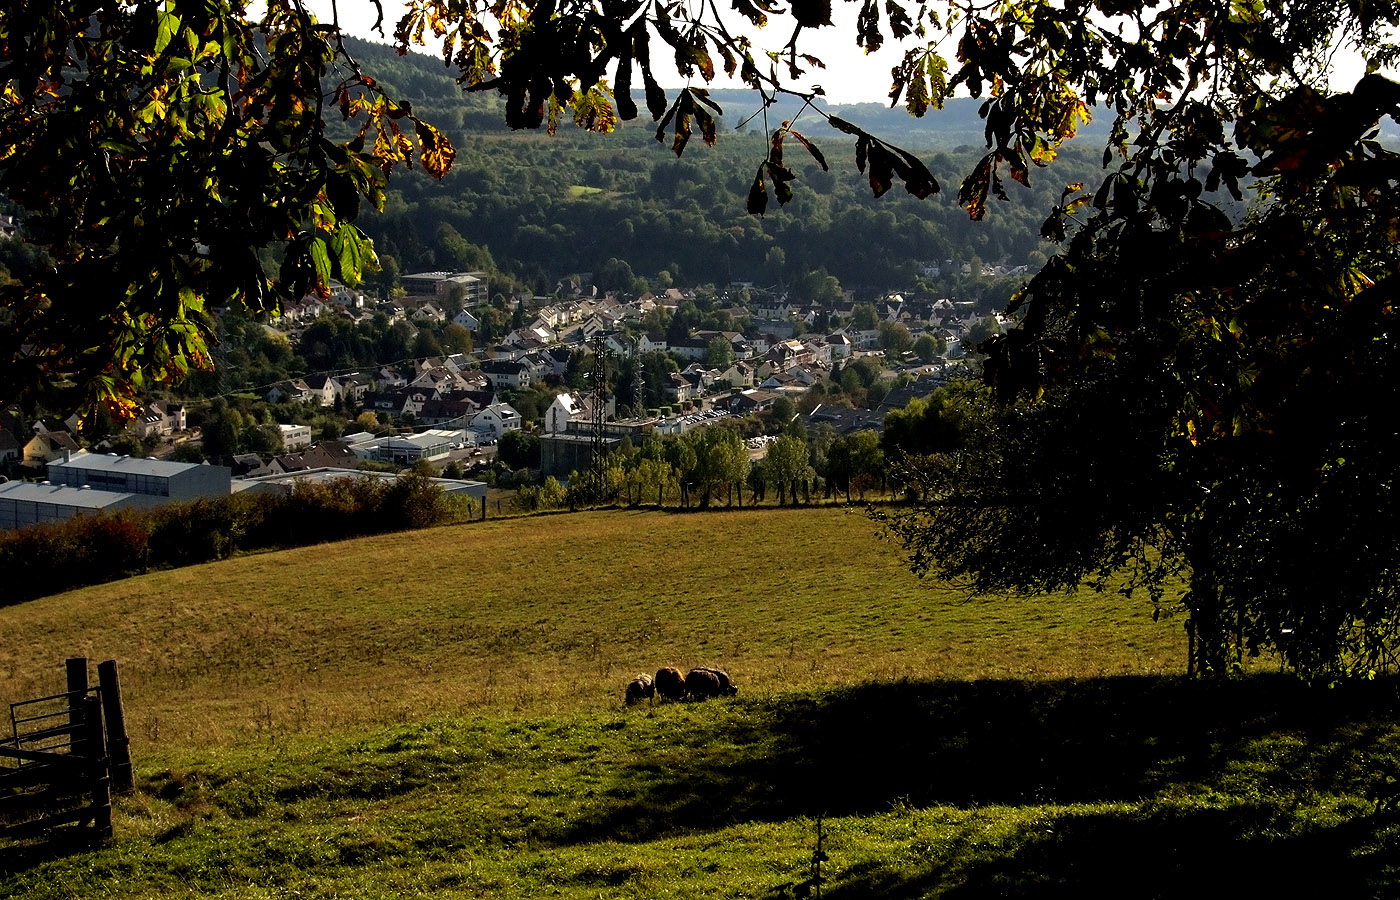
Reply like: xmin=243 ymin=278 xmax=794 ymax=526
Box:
xmin=0 ymin=480 xmax=152 ymax=530
xmin=47 ymin=451 xmax=231 ymax=500
xmin=358 ymin=429 xmax=462 ymax=465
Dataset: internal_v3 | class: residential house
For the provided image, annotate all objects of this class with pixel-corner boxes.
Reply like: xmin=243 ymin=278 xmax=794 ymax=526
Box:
xmin=805 ymin=405 xmax=884 ymax=436
xmin=826 ymin=332 xmax=855 ymax=359
xmin=301 ymin=374 xmax=343 ymax=407
xmin=411 ymin=365 xmax=471 ymax=394
xmin=638 ymin=333 xmax=668 ymax=354
xmin=327 ymin=280 xmax=366 ymax=308
xmin=665 ymin=372 xmax=700 ymax=404
xmin=669 ymin=335 xmax=713 ymax=361
xmin=278 ymin=423 xmax=312 ymax=451
xmin=22 ymin=431 xmax=80 ymax=467
xmin=481 ymin=358 xmax=532 ymax=391
xmin=265 ymin=379 xmax=315 ymax=405
xmin=273 ymin=440 xmax=360 ymax=473
xmin=411 ymin=302 xmax=447 ymax=325
xmin=604 ymin=333 xmax=637 ymax=358
xmin=767 ymin=339 xmax=811 ymax=370
xmin=713 ymin=389 xmax=780 ymax=416
xmin=418 ymin=397 xmax=479 ymax=427
xmin=714 ymin=362 xmax=754 ymax=390
xmin=337 ymin=372 xmax=374 ymax=403
xmin=230 ymin=453 xmax=274 ymax=479
xmin=543 ymin=346 xmax=574 ymax=377
xmin=135 ymin=401 xmax=186 ymax=439
xmin=471 ymin=402 xmax=523 ymax=438
xmin=544 ymin=392 xmax=586 ymax=434
xmin=693 ymin=330 xmax=753 ymax=360
xmin=451 ymin=308 xmax=481 ymax=331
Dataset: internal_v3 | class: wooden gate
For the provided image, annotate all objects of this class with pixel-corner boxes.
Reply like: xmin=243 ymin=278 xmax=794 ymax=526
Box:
xmin=0 ymin=658 xmax=133 ymax=844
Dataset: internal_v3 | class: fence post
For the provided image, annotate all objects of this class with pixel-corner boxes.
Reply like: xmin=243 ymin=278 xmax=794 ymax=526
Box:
xmin=65 ymin=657 xmax=88 ymax=727
xmin=97 ymin=660 xmax=133 ymax=794
xmin=76 ymin=695 xmax=112 ymax=839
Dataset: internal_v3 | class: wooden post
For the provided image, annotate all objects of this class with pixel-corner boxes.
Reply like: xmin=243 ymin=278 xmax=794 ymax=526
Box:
xmin=77 ymin=695 xmax=112 ymax=839
xmin=480 ymin=494 xmax=486 ymax=520
xmin=97 ymin=660 xmax=133 ymax=794
xmin=66 ymin=657 xmax=88 ymax=728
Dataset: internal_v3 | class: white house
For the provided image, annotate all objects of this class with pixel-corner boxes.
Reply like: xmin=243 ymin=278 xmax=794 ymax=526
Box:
xmin=278 ymin=423 xmax=312 ymax=451
xmin=481 ymin=358 xmax=532 ymax=390
xmin=471 ymin=402 xmax=523 ymax=438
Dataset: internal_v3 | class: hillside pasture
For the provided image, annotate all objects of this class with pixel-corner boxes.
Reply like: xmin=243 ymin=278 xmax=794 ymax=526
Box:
xmin=8 ymin=508 xmax=1394 ymax=898
xmin=0 ymin=508 xmax=1184 ymax=750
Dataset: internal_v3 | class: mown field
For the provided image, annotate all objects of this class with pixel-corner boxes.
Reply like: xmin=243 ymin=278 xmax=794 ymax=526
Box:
xmin=3 ymin=506 xmax=1400 ymax=897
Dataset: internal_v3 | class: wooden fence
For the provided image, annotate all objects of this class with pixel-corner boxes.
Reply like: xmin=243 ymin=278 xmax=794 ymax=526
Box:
xmin=0 ymin=658 xmax=133 ymax=844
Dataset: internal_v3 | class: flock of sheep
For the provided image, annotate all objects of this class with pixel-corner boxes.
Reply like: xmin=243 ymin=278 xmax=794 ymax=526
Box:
xmin=624 ymin=666 xmax=737 ymax=704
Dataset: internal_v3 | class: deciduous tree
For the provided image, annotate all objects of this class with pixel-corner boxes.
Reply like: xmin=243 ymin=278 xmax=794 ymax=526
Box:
xmin=1 ymin=0 xmax=452 ymax=421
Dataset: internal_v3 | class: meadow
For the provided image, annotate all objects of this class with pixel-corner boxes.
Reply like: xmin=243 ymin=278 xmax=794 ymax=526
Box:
xmin=2 ymin=506 xmax=1399 ymax=897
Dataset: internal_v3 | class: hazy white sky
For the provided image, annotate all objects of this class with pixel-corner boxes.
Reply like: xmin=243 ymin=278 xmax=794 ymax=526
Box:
xmin=315 ymin=0 xmax=930 ymax=103
xmin=315 ymin=0 xmax=1376 ymax=105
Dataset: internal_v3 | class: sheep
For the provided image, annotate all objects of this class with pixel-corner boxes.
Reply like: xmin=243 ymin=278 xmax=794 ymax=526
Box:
xmin=684 ymin=667 xmax=727 ymax=700
xmin=624 ymin=673 xmax=655 ymax=705
xmin=654 ymin=666 xmax=687 ymax=701
xmin=694 ymin=666 xmax=737 ymax=696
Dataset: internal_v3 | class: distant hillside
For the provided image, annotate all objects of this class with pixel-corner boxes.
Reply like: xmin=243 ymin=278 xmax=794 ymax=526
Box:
xmin=342 ymin=38 xmax=1110 ymax=150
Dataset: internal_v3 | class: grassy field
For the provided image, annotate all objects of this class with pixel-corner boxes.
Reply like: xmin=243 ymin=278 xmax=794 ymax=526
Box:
xmin=3 ymin=507 xmax=1400 ymax=896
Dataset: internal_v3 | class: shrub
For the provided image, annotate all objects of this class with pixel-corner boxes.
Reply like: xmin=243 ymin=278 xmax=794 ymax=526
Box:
xmin=0 ymin=510 xmax=148 ymax=606
xmin=146 ymin=499 xmax=242 ymax=568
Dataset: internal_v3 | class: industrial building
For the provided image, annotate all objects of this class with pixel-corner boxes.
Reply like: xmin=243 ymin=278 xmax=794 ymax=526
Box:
xmin=0 ymin=451 xmax=231 ymax=530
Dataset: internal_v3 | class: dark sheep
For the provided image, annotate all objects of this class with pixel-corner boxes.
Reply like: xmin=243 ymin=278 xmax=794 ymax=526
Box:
xmin=654 ymin=666 xmax=687 ymax=701
xmin=695 ymin=666 xmax=737 ymax=696
xmin=624 ymin=673 xmax=654 ymax=705
xmin=685 ymin=667 xmax=726 ymax=700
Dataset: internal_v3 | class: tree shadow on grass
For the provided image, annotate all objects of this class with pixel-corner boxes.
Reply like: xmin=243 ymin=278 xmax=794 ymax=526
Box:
xmin=824 ymin=803 xmax=1400 ymax=899
xmin=556 ymin=674 xmax=1400 ymax=845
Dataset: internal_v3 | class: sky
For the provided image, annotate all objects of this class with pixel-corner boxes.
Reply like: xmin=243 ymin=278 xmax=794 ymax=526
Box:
xmin=312 ymin=0 xmax=934 ymax=104
xmin=312 ymin=0 xmax=1378 ymax=105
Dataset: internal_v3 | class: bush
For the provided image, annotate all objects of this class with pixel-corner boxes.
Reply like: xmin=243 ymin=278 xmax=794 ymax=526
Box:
xmin=0 ymin=511 xmax=148 ymax=606
xmin=146 ymin=499 xmax=242 ymax=568
xmin=0 ymin=472 xmax=461 ymax=605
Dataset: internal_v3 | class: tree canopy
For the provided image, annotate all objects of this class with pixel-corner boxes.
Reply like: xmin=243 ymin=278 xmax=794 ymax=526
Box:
xmin=0 ymin=0 xmax=452 ymax=421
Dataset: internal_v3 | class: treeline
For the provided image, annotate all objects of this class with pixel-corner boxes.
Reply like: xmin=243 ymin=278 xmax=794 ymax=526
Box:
xmin=0 ymin=473 xmax=459 ymax=605
xmin=340 ymin=38 xmax=1106 ymax=298
xmin=509 ymin=380 xmax=987 ymax=512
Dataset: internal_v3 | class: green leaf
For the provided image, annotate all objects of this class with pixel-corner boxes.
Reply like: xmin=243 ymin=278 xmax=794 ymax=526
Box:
xmin=154 ymin=11 xmax=182 ymax=55
xmin=309 ymin=235 xmax=333 ymax=298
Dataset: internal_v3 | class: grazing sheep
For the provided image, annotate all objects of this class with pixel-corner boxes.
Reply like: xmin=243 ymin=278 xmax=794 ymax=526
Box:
xmin=684 ymin=667 xmax=726 ymax=700
xmin=694 ymin=666 xmax=737 ymax=696
xmin=654 ymin=666 xmax=687 ymax=701
xmin=624 ymin=673 xmax=655 ymax=705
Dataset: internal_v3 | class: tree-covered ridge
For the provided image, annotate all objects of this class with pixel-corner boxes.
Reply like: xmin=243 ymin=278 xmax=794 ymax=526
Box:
xmin=336 ymin=37 xmax=1107 ymax=291
xmin=360 ymin=127 xmax=1093 ymax=294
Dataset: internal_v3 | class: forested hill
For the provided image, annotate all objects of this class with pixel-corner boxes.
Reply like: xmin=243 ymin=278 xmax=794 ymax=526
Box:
xmin=342 ymin=37 xmax=1112 ymax=149
xmin=341 ymin=37 xmax=1109 ymax=296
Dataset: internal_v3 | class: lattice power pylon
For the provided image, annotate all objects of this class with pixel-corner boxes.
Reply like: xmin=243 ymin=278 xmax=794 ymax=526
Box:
xmin=589 ymin=331 xmax=611 ymax=488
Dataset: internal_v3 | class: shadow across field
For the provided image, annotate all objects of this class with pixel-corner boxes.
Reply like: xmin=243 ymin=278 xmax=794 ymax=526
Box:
xmin=822 ymin=803 xmax=1397 ymax=899
xmin=560 ymin=675 xmax=1400 ymax=845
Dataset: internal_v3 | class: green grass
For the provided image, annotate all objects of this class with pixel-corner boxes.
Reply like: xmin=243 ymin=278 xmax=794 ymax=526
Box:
xmin=4 ymin=507 xmax=1400 ymax=896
